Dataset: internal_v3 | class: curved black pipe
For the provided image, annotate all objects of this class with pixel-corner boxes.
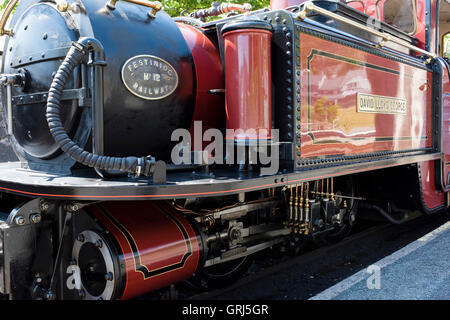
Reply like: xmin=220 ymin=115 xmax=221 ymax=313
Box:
xmin=46 ymin=38 xmax=156 ymax=177
xmin=358 ymin=202 xmax=409 ymax=225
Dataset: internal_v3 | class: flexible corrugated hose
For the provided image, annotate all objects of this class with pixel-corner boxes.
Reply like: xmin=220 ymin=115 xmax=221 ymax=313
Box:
xmin=46 ymin=40 xmax=156 ymax=177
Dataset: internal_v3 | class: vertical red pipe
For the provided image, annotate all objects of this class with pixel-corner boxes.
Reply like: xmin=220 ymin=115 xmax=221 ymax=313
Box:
xmin=222 ymin=20 xmax=273 ymax=144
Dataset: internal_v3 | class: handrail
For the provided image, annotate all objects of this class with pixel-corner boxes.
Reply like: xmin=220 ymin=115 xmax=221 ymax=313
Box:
xmin=188 ymin=2 xmax=252 ymax=20
xmin=0 ymin=0 xmax=18 ymax=37
xmin=106 ymin=0 xmax=162 ymax=18
xmin=295 ymin=1 xmax=436 ymax=62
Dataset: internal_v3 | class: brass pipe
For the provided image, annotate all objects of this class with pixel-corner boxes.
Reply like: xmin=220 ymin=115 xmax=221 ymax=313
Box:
xmin=293 ymin=184 xmax=298 ymax=232
xmin=107 ymin=0 xmax=162 ymax=18
xmin=314 ymin=180 xmax=319 ymax=200
xmin=298 ymin=182 xmax=304 ymax=233
xmin=6 ymin=85 xmax=12 ymax=135
xmin=303 ymin=182 xmax=310 ymax=235
xmin=0 ymin=0 xmax=18 ymax=37
xmin=219 ymin=3 xmax=252 ymax=14
xmin=330 ymin=177 xmax=335 ymax=205
xmin=288 ymin=185 xmax=293 ymax=229
xmin=296 ymin=2 xmax=436 ymax=61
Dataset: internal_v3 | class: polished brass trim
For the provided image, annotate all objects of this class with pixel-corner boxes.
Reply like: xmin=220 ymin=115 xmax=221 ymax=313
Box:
xmin=106 ymin=0 xmax=162 ymax=18
xmin=296 ymin=2 xmax=436 ymax=60
xmin=0 ymin=0 xmax=18 ymax=37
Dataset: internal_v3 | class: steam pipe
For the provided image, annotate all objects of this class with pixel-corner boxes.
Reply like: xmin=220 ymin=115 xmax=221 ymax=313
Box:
xmin=46 ymin=37 xmax=157 ymax=178
xmin=358 ymin=202 xmax=409 ymax=224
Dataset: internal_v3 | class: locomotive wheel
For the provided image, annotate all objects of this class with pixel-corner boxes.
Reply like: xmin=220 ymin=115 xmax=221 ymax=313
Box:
xmin=194 ymin=256 xmax=254 ymax=289
xmin=320 ymin=177 xmax=357 ymax=246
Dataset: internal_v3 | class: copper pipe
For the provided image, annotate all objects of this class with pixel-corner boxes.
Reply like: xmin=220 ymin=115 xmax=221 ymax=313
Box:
xmin=0 ymin=0 xmax=18 ymax=37
xmin=219 ymin=3 xmax=252 ymax=14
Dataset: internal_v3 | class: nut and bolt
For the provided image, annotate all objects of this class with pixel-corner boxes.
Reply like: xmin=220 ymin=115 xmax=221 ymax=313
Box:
xmin=57 ymin=1 xmax=69 ymax=12
xmin=45 ymin=291 xmax=56 ymax=300
xmin=230 ymin=228 xmax=241 ymax=240
xmin=78 ymin=289 xmax=86 ymax=298
xmin=104 ymin=272 xmax=113 ymax=281
xmin=77 ymin=234 xmax=85 ymax=243
xmin=40 ymin=202 xmax=50 ymax=212
xmin=14 ymin=215 xmax=25 ymax=226
xmin=30 ymin=213 xmax=42 ymax=224
xmin=95 ymin=239 xmax=103 ymax=248
xmin=67 ymin=204 xmax=79 ymax=212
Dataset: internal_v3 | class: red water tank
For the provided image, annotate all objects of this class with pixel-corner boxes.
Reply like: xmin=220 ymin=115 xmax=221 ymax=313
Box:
xmin=222 ymin=20 xmax=274 ymax=144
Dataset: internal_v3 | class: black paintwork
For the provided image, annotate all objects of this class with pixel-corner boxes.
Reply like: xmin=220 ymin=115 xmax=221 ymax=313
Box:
xmin=1 ymin=4 xmax=81 ymax=160
xmin=82 ymin=1 xmax=196 ymax=161
xmin=2 ymin=0 xmax=196 ymax=173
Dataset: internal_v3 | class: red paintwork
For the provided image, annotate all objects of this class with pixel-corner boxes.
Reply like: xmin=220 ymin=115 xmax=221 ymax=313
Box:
xmin=90 ymin=201 xmax=200 ymax=300
xmin=300 ymin=33 xmax=432 ymax=158
xmin=419 ymin=161 xmax=445 ymax=210
xmin=177 ymin=23 xmax=225 ymax=151
xmin=223 ymin=29 xmax=273 ymax=142
xmin=415 ymin=0 xmax=427 ymax=50
xmin=440 ymin=57 xmax=450 ymax=191
xmin=270 ymin=0 xmax=427 ymax=50
xmin=429 ymin=0 xmax=438 ymax=55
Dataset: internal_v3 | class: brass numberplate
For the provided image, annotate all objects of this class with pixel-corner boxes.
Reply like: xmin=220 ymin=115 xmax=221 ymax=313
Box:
xmin=357 ymin=93 xmax=406 ymax=114
xmin=121 ymin=55 xmax=178 ymax=100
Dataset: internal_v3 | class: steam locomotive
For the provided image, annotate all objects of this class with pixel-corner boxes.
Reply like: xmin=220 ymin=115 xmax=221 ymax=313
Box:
xmin=0 ymin=0 xmax=448 ymax=300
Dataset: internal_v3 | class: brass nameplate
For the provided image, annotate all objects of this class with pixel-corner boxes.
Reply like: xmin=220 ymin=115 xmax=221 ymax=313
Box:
xmin=357 ymin=93 xmax=406 ymax=114
xmin=121 ymin=55 xmax=178 ymax=100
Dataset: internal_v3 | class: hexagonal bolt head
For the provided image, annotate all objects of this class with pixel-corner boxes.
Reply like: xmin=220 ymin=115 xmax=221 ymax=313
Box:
xmin=95 ymin=239 xmax=103 ymax=248
xmin=104 ymin=272 xmax=113 ymax=281
xmin=40 ymin=202 xmax=50 ymax=212
xmin=229 ymin=228 xmax=241 ymax=240
xmin=57 ymin=1 xmax=68 ymax=12
xmin=14 ymin=215 xmax=25 ymax=226
xmin=45 ymin=291 xmax=56 ymax=300
xmin=68 ymin=204 xmax=79 ymax=212
xmin=77 ymin=234 xmax=85 ymax=243
xmin=30 ymin=213 xmax=42 ymax=224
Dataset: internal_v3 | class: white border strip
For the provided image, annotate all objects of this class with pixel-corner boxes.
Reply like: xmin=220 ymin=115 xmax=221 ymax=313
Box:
xmin=309 ymin=221 xmax=450 ymax=300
